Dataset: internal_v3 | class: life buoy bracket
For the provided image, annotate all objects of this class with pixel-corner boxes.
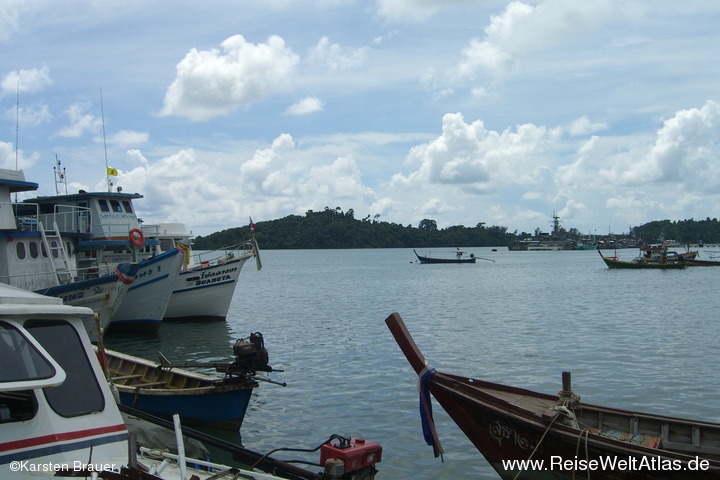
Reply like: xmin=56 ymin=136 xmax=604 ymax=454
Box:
xmin=129 ymin=228 xmax=145 ymax=247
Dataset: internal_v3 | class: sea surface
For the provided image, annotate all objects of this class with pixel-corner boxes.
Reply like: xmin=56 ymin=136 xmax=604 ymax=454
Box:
xmin=105 ymin=247 xmax=720 ymax=479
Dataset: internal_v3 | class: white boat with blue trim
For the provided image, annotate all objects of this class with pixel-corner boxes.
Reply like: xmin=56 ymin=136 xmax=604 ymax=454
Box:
xmin=141 ymin=222 xmax=261 ymax=322
xmin=0 ymin=168 xmax=135 ymax=340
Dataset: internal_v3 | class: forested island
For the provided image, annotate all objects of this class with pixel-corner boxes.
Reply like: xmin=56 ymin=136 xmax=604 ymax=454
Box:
xmin=192 ymin=206 xmax=720 ymax=250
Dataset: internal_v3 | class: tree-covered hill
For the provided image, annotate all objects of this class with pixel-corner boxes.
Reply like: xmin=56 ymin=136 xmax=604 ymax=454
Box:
xmin=192 ymin=208 xmax=720 ymax=250
xmin=193 ymin=207 xmax=513 ymax=249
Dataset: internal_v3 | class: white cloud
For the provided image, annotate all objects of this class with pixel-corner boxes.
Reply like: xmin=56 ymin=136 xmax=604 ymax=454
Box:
xmin=285 ymin=96 xmax=324 ymax=115
xmin=0 ymin=64 xmax=53 ymax=97
xmin=567 ymin=116 xmax=608 ymax=136
xmin=103 ymin=130 xmax=150 ymax=147
xmin=393 ymin=112 xmax=563 ymax=190
xmin=161 ymin=35 xmax=300 ymax=121
xmin=307 ymin=36 xmax=367 ymax=71
xmin=453 ymin=1 xmax=620 ymax=84
xmin=56 ymin=101 xmax=101 ymax=138
xmin=601 ymin=101 xmax=720 ymax=188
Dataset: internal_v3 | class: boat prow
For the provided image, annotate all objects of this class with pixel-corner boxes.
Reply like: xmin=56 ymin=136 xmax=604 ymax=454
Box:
xmin=386 ymin=312 xmax=720 ymax=479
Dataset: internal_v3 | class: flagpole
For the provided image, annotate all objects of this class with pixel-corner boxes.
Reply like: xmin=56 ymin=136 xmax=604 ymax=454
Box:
xmin=100 ymin=88 xmax=110 ymax=192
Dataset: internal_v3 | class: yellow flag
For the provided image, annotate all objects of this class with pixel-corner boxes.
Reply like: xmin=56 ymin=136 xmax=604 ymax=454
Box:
xmin=107 ymin=167 xmax=119 ymax=176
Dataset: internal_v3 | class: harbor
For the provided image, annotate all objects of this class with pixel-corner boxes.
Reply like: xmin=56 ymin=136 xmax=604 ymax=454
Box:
xmin=105 ymin=247 xmax=720 ymax=479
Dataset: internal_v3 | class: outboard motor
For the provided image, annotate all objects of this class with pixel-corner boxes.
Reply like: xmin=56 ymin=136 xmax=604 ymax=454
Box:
xmin=220 ymin=332 xmax=273 ymax=376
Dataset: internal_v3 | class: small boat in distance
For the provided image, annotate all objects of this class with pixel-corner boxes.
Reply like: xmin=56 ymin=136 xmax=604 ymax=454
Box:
xmin=414 ymin=248 xmax=477 ymax=264
xmin=385 ymin=312 xmax=720 ymax=479
xmin=598 ymin=249 xmax=686 ymax=269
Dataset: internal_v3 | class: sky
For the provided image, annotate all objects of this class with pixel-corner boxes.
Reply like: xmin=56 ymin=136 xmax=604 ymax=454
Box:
xmin=1 ymin=1 xmax=720 ymax=238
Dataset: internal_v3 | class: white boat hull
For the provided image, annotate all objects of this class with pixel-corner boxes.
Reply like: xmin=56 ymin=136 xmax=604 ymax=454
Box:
xmin=164 ymin=254 xmax=251 ymax=321
xmin=109 ymin=248 xmax=183 ymax=332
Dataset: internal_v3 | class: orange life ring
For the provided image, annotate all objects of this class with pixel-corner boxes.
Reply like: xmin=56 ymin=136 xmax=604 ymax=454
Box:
xmin=129 ymin=228 xmax=145 ymax=247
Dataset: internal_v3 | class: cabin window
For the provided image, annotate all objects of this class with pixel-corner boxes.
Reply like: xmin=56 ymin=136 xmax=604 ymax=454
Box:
xmin=122 ymin=200 xmax=133 ymax=213
xmin=110 ymin=200 xmax=122 ymax=212
xmin=25 ymin=320 xmax=105 ymax=417
xmin=0 ymin=322 xmax=46 ymax=423
xmin=160 ymin=239 xmax=174 ymax=251
xmin=99 ymin=199 xmax=110 ymax=212
xmin=0 ymin=321 xmax=57 ymax=382
xmin=50 ymin=240 xmax=59 ymax=258
xmin=29 ymin=241 xmax=39 ymax=259
xmin=15 ymin=242 xmax=26 ymax=260
xmin=40 ymin=241 xmax=48 ymax=258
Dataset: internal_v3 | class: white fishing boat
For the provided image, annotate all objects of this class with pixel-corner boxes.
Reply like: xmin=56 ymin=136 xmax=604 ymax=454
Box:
xmin=0 ymin=283 xmax=313 ymax=480
xmin=0 ymin=168 xmax=135 ymax=340
xmin=23 ymin=174 xmax=183 ymax=332
xmin=141 ymin=222 xmax=261 ymax=321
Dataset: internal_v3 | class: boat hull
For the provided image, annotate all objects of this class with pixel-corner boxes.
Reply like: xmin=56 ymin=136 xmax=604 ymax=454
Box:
xmin=35 ymin=266 xmax=133 ymax=342
xmin=599 ymin=251 xmax=686 ymax=269
xmin=413 ymin=250 xmax=476 ymax=264
xmin=164 ymin=254 xmax=251 ymax=321
xmin=109 ymin=248 xmax=183 ymax=333
xmin=104 ymin=348 xmax=258 ymax=431
xmin=386 ymin=312 xmax=720 ymax=480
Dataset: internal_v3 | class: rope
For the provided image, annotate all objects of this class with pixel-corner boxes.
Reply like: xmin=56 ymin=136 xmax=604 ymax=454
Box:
xmin=418 ymin=367 xmax=444 ymax=460
xmin=511 ymin=413 xmax=560 ymax=480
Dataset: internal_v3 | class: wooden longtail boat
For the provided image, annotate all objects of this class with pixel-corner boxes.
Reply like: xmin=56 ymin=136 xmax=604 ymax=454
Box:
xmin=414 ymin=249 xmax=477 ymax=264
xmin=598 ymin=250 xmax=686 ymax=269
xmin=385 ymin=312 xmax=720 ymax=479
xmin=101 ymin=333 xmax=279 ymax=430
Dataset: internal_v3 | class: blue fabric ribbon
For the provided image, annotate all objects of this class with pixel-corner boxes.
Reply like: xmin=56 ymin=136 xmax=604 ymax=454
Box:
xmin=419 ymin=367 xmax=444 ymax=460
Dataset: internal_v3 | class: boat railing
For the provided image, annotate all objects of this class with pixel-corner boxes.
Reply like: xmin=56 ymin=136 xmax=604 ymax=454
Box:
xmin=192 ymin=241 xmax=257 ymax=267
xmin=22 ymin=204 xmax=94 ymax=234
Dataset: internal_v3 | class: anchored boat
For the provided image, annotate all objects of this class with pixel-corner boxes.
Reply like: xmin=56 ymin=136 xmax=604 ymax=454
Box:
xmin=386 ymin=312 xmax=720 ymax=479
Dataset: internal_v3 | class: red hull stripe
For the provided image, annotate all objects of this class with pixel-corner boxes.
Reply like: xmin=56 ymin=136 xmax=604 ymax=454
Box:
xmin=0 ymin=423 xmax=127 ymax=452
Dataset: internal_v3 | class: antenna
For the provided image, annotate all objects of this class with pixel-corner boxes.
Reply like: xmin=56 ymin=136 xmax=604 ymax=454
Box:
xmin=100 ymin=88 xmax=111 ymax=192
xmin=14 ymin=80 xmax=19 ymax=203
xmin=54 ymin=155 xmax=67 ymax=195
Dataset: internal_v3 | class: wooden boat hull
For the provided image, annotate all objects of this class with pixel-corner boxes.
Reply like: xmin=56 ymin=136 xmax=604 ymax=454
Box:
xmin=103 ymin=348 xmax=258 ymax=430
xmin=386 ymin=312 xmax=720 ymax=479
xmin=682 ymin=258 xmax=720 ymax=266
xmin=414 ymin=249 xmax=476 ymax=264
xmin=599 ymin=251 xmax=686 ymax=269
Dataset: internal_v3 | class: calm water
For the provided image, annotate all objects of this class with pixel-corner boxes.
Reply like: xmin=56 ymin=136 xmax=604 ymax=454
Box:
xmin=105 ymin=247 xmax=720 ymax=479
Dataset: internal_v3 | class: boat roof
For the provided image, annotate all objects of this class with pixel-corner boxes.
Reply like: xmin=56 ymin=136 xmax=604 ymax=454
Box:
xmin=0 ymin=168 xmax=39 ymax=193
xmin=25 ymin=190 xmax=144 ymax=204
xmin=0 ymin=283 xmax=95 ymax=316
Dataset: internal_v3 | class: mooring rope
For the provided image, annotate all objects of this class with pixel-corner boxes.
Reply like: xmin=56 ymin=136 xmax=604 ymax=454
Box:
xmin=418 ymin=366 xmax=444 ymax=460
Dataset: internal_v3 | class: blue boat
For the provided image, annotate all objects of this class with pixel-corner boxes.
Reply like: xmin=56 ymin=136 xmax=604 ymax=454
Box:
xmin=101 ymin=333 xmax=278 ymax=430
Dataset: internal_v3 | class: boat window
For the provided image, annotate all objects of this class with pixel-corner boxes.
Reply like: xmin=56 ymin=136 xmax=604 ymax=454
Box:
xmin=41 ymin=241 xmax=48 ymax=258
xmin=0 ymin=321 xmax=57 ymax=383
xmin=29 ymin=241 xmax=39 ymax=259
xmin=110 ymin=200 xmax=122 ymax=212
xmin=24 ymin=320 xmax=105 ymax=417
xmin=15 ymin=242 xmax=26 ymax=260
xmin=50 ymin=240 xmax=59 ymax=258
xmin=0 ymin=321 xmax=45 ymax=423
xmin=98 ymin=199 xmax=110 ymax=212
xmin=122 ymin=200 xmax=133 ymax=213
xmin=160 ymin=239 xmax=174 ymax=252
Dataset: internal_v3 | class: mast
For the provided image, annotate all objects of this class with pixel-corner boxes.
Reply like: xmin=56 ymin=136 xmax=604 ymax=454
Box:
xmin=100 ymin=88 xmax=111 ymax=192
